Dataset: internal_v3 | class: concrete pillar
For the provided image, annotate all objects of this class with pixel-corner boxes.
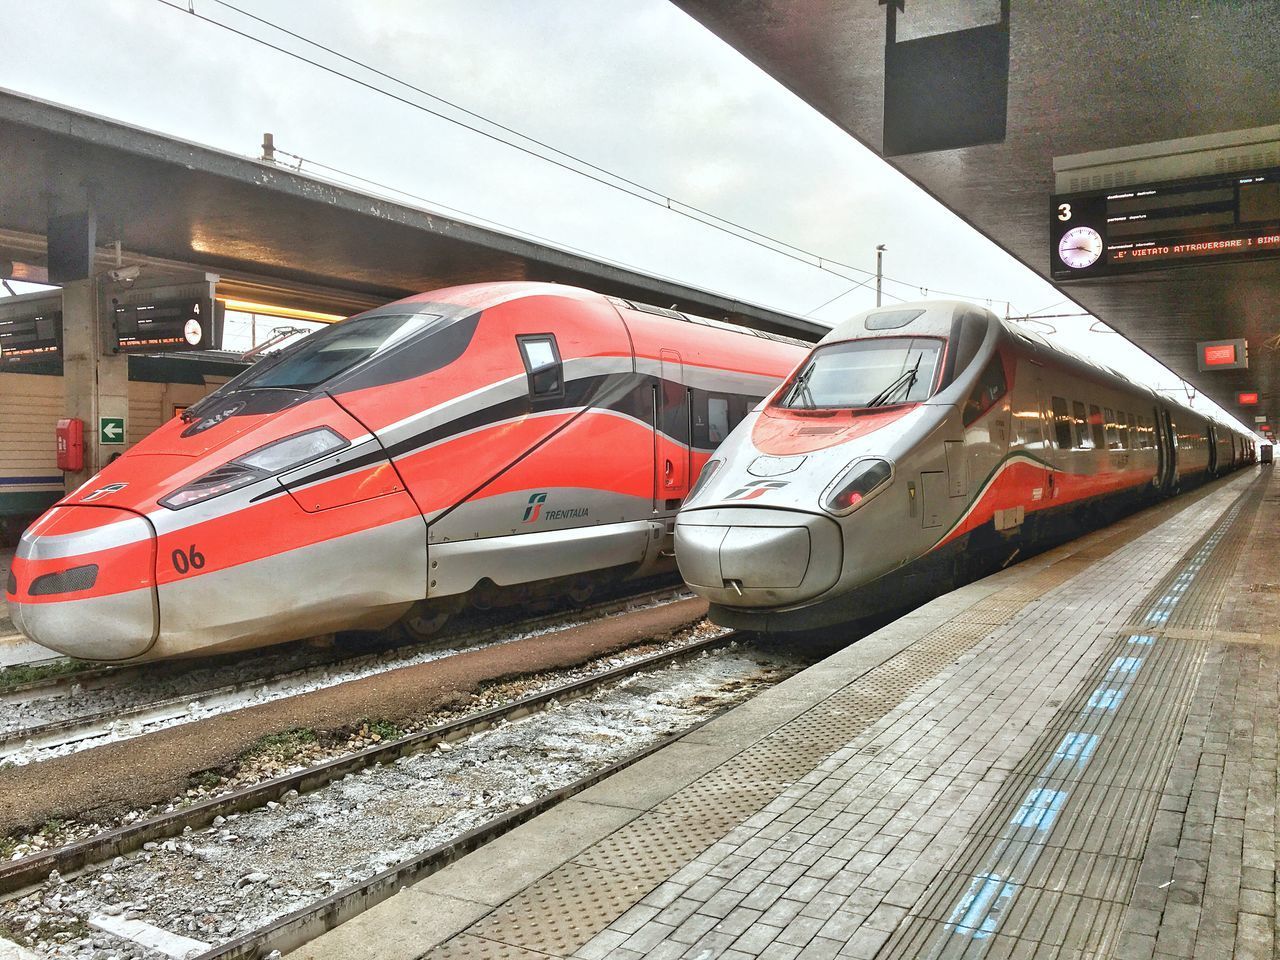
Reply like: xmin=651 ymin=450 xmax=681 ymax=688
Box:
xmin=59 ymin=277 xmax=128 ymax=492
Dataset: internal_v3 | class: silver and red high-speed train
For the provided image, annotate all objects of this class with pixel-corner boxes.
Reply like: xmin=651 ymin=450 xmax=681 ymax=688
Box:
xmin=6 ymin=282 xmax=807 ymax=661
xmin=676 ymin=301 xmax=1257 ymax=631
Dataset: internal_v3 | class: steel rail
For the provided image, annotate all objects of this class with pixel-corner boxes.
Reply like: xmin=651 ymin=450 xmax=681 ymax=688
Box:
xmin=0 ymin=628 xmax=741 ymax=899
xmin=0 ymin=583 xmax=691 ymax=757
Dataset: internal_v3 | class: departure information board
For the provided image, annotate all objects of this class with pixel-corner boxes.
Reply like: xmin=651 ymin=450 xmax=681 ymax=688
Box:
xmin=112 ymin=294 xmax=223 ymax=353
xmin=1050 ymin=167 xmax=1280 ymax=279
xmin=0 ymin=294 xmax=62 ymax=365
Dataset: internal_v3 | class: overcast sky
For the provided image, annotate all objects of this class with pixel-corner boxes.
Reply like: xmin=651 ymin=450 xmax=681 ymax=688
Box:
xmin=0 ymin=0 xmax=1256 ymax=432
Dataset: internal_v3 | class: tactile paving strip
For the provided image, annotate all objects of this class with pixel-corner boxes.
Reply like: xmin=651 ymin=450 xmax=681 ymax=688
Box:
xmin=1129 ymin=483 xmax=1264 ymax=632
xmin=430 ymin=934 xmax=561 ymax=959
xmin=458 ymin=862 xmax=654 ymax=956
xmin=426 ymin=482 xmax=1256 ymax=960
xmin=884 ymin=479 xmax=1263 ymax=959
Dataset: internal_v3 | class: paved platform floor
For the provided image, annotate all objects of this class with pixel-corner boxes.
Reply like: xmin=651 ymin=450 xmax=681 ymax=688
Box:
xmin=294 ymin=467 xmax=1277 ymax=960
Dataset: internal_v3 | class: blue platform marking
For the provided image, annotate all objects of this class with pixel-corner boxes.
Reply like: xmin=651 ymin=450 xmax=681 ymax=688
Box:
xmin=1108 ymin=656 xmax=1143 ymax=677
xmin=1088 ymin=687 xmax=1125 ymax=710
xmin=1128 ymin=634 xmax=1156 ymax=645
xmin=948 ymin=874 xmax=1019 ymax=940
xmin=1051 ymin=732 xmax=1099 ymax=767
xmin=1010 ymin=788 xmax=1067 ymax=832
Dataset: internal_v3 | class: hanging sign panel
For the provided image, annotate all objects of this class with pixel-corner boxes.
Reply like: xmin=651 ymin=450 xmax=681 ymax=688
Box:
xmin=1050 ymin=167 xmax=1280 ymax=280
xmin=109 ymin=276 xmax=224 ymax=354
xmin=1196 ymin=339 xmax=1248 ymax=372
xmin=0 ymin=293 xmax=62 ymax=365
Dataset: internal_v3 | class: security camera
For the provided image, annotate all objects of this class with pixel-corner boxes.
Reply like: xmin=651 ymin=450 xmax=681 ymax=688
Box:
xmin=108 ymin=266 xmax=141 ymax=283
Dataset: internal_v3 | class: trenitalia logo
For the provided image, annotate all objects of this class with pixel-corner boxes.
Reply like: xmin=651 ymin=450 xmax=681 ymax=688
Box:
xmin=522 ymin=492 xmax=548 ymax=522
xmin=724 ymin=480 xmax=789 ymax=501
xmin=81 ymin=482 xmax=128 ymax=502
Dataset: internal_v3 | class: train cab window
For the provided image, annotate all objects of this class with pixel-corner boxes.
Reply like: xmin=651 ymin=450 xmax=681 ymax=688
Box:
xmin=1072 ymin=401 xmax=1091 ymax=448
xmin=962 ymin=356 xmax=1008 ymax=427
xmin=778 ymin=337 xmax=943 ymax=410
xmin=1050 ymin=396 xmax=1073 ymax=449
xmin=517 ymin=335 xmax=563 ymax=399
xmin=1089 ymin=405 xmax=1106 ymax=449
xmin=234 ymin=312 xmax=442 ymax=391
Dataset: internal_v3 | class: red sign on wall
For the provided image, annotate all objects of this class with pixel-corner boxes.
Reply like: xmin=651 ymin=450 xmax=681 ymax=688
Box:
xmin=1238 ymin=392 xmax=1260 ymax=405
xmin=1197 ymin=338 xmax=1248 ymax=371
xmin=1204 ymin=344 xmax=1236 ymax=365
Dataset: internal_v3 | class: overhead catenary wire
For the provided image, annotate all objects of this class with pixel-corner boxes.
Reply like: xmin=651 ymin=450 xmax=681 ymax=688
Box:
xmin=266 ymin=144 xmax=907 ymax=312
xmin=152 ymin=0 xmax=1021 ymax=312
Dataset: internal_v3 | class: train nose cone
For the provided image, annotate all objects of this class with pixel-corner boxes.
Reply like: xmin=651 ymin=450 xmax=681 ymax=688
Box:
xmin=7 ymin=506 xmax=158 ymax=661
xmin=675 ymin=507 xmax=843 ymax=607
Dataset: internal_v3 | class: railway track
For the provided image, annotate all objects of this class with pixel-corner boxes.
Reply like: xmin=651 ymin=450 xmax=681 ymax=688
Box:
xmin=0 ymin=582 xmax=692 ymax=764
xmin=0 ymin=628 xmax=780 ymax=960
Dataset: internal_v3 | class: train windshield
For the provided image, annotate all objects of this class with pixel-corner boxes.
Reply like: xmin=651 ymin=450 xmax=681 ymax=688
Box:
xmin=777 ymin=337 xmax=943 ymax=410
xmin=233 ymin=312 xmax=441 ymax=391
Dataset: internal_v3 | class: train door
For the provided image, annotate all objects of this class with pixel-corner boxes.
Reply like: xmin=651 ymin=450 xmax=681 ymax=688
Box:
xmin=1207 ymin=424 xmax=1219 ymax=476
xmin=1154 ymin=406 xmax=1177 ymax=493
xmin=655 ymin=349 xmax=690 ymax=509
xmin=1032 ymin=376 xmax=1053 ymax=504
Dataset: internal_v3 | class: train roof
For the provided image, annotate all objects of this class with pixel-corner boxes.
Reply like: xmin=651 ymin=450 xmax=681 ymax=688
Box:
xmin=820 ymin=300 xmax=1246 ymax=435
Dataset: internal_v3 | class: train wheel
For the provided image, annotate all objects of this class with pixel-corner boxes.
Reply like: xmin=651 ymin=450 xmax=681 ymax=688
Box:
xmin=398 ymin=603 xmax=451 ymax=642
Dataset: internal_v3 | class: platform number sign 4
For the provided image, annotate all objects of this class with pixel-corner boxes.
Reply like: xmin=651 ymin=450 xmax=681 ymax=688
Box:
xmin=99 ymin=416 xmax=126 ymax=445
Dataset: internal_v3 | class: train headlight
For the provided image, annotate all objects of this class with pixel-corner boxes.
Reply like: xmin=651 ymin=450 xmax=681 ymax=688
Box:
xmin=821 ymin=458 xmax=893 ymax=516
xmin=160 ymin=427 xmax=349 ymax=510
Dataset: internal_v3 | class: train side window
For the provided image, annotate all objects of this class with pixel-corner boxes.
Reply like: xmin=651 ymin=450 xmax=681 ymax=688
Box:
xmin=692 ymin=392 xmax=734 ymax=448
xmin=962 ymin=357 xmax=1007 ymax=426
xmin=517 ymin=335 xmax=563 ymax=399
xmin=1072 ymin=401 xmax=1090 ymax=449
xmin=1104 ymin=408 xmax=1119 ymax=449
xmin=1050 ymin=396 xmax=1073 ymax=449
xmin=1089 ymin=405 xmax=1105 ymax=449
xmin=1115 ymin=410 xmax=1128 ymax=448
xmin=1127 ymin=413 xmax=1137 ymax=449
xmin=707 ymin=397 xmax=731 ymax=444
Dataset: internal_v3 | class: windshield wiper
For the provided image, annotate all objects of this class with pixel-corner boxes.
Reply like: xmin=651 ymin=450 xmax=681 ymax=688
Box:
xmin=786 ymin=365 xmax=817 ymax=409
xmin=866 ymin=355 xmax=922 ymax=408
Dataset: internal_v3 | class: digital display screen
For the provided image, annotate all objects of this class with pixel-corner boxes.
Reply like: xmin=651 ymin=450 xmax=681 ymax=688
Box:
xmin=113 ymin=296 xmax=222 ymax=353
xmin=1196 ymin=338 xmax=1248 ymax=372
xmin=1238 ymin=392 xmax=1259 ymax=405
xmin=1051 ymin=167 xmax=1280 ymax=279
xmin=0 ymin=301 xmax=62 ymax=365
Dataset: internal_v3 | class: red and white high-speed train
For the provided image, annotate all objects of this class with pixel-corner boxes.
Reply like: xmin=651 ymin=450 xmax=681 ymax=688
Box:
xmin=6 ymin=282 xmax=807 ymax=661
xmin=675 ymin=301 xmax=1257 ymax=632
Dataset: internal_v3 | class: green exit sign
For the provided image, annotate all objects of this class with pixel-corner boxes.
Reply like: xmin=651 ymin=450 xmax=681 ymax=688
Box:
xmin=99 ymin=417 xmax=125 ymax=444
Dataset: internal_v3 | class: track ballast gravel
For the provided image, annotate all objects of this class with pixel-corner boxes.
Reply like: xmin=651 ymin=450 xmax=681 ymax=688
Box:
xmin=0 ymin=599 xmax=708 ymax=837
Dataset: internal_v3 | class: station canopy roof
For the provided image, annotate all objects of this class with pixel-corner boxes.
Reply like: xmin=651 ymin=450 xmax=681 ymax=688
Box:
xmin=675 ymin=1 xmax=1280 ymax=436
xmin=0 ymin=87 xmax=824 ymax=339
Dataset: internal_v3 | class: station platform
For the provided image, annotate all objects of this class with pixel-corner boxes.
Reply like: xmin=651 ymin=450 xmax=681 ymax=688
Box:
xmin=295 ymin=466 xmax=1277 ymax=960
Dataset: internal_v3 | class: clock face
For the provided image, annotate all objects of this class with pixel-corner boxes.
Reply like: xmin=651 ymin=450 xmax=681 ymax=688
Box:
xmin=183 ymin=318 xmax=203 ymax=346
xmin=1058 ymin=226 xmax=1103 ymax=269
